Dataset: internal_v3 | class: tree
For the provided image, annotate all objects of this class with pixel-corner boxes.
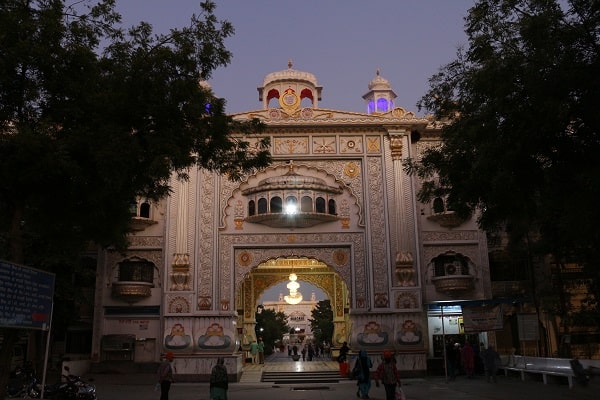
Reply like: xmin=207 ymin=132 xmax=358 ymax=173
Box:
xmin=0 ymin=0 xmax=270 ymax=394
xmin=309 ymin=300 xmax=334 ymax=344
xmin=255 ymin=308 xmax=289 ymax=355
xmin=406 ymin=0 xmax=600 ymax=354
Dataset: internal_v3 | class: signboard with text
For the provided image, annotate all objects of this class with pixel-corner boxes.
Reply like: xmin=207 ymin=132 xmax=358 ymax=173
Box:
xmin=0 ymin=260 xmax=55 ymax=330
xmin=461 ymin=305 xmax=504 ymax=333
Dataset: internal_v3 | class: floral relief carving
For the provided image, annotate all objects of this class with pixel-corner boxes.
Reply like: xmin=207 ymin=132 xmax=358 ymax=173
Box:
xmin=368 ymin=157 xmax=389 ymax=295
xmin=168 ymin=295 xmax=191 ymax=313
xmin=422 ymin=231 xmax=477 ymax=242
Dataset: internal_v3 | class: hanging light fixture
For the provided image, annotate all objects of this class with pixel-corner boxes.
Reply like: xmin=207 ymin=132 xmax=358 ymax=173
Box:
xmin=284 ymin=273 xmax=303 ymax=305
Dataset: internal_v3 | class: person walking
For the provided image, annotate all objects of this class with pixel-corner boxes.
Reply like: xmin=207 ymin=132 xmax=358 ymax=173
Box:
xmin=461 ymin=342 xmax=475 ymax=378
xmin=209 ymin=357 xmax=229 ymax=400
xmin=249 ymin=339 xmax=259 ymax=364
xmin=446 ymin=342 xmax=460 ymax=380
xmin=353 ymin=349 xmax=373 ymax=399
xmin=257 ymin=337 xmax=265 ymax=364
xmin=375 ymin=351 xmax=402 ymax=400
xmin=338 ymin=341 xmax=350 ymax=376
xmin=307 ymin=343 xmax=315 ymax=361
xmin=157 ymin=352 xmax=175 ymax=400
xmin=480 ymin=345 xmax=501 ymax=383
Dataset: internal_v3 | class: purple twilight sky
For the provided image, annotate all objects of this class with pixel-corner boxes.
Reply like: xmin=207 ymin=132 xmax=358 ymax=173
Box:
xmin=114 ymin=0 xmax=476 ymax=116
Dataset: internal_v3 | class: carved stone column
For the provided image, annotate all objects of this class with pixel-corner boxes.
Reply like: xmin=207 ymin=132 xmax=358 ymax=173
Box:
xmin=170 ymin=175 xmax=192 ymax=291
xmin=388 ymin=129 xmax=418 ymax=286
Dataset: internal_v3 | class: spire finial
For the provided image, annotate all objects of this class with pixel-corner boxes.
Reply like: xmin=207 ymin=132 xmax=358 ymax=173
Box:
xmin=288 ymin=59 xmax=293 ymax=69
xmin=376 ymin=68 xmax=380 ymax=76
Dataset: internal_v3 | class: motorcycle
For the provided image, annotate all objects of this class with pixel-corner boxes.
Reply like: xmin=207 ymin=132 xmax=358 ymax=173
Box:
xmin=6 ymin=361 xmax=36 ymax=398
xmin=7 ymin=365 xmax=97 ymax=400
xmin=48 ymin=366 xmax=97 ymax=400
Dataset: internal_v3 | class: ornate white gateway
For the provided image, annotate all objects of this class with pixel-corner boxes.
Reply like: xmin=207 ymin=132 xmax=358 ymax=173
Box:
xmin=92 ymin=62 xmax=491 ymax=380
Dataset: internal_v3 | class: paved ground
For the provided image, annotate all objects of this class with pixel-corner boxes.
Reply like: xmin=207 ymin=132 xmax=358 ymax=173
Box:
xmin=32 ymin=352 xmax=600 ymax=400
xmin=76 ymin=356 xmax=600 ymax=400
xmin=84 ymin=372 xmax=599 ymax=400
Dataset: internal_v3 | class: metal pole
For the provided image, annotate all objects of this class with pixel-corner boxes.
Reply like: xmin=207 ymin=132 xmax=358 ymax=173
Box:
xmin=441 ymin=305 xmax=448 ymax=383
xmin=40 ymin=301 xmax=54 ymax=400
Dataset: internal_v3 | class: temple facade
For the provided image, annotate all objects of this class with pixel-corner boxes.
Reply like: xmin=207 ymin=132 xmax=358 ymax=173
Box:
xmin=91 ymin=62 xmax=493 ymax=379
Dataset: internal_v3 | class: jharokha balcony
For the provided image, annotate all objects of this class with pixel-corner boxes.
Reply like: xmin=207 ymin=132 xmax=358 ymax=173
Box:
xmin=111 ymin=281 xmax=152 ymax=303
xmin=431 ymin=275 xmax=475 ymax=296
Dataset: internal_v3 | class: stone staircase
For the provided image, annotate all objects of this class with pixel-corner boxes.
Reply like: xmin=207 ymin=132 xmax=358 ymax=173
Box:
xmin=261 ymin=369 xmax=344 ymax=384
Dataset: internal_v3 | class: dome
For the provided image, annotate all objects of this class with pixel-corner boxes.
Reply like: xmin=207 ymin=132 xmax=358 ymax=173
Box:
xmin=243 ymin=164 xmax=342 ymax=195
xmin=368 ymin=69 xmax=391 ymax=90
xmin=262 ymin=60 xmax=319 ymax=87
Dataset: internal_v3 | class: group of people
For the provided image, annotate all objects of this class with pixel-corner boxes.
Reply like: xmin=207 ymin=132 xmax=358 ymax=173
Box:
xmin=156 ymin=352 xmax=229 ymax=400
xmin=288 ymin=342 xmax=328 ymax=361
xmin=337 ymin=343 xmax=402 ymax=400
xmin=249 ymin=337 xmax=265 ymax=364
xmin=349 ymin=348 xmax=402 ymax=400
xmin=446 ymin=341 xmax=501 ymax=382
xmin=155 ymin=342 xmax=503 ymax=400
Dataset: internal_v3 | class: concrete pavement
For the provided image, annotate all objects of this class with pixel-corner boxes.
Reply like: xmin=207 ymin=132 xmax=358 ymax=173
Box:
xmin=79 ymin=353 xmax=598 ymax=400
xmin=79 ymin=372 xmax=599 ymax=400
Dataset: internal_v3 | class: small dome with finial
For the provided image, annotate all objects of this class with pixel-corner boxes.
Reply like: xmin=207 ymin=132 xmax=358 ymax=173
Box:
xmin=262 ymin=59 xmax=319 ymax=87
xmin=368 ymin=69 xmax=391 ymax=90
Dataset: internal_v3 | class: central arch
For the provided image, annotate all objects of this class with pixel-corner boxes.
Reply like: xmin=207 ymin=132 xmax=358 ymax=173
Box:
xmin=235 ymin=256 xmax=350 ymax=349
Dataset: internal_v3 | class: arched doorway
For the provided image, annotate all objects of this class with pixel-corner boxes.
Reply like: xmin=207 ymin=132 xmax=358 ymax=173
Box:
xmin=235 ymin=256 xmax=350 ymax=354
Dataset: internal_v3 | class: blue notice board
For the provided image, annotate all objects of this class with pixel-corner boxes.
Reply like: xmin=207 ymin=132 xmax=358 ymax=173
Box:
xmin=0 ymin=260 xmax=55 ymax=330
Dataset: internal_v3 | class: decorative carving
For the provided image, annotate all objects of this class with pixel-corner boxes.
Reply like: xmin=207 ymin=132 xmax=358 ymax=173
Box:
xmin=431 ymin=275 xmax=475 ymax=296
xmin=374 ymin=292 xmax=389 ymax=308
xmin=343 ymin=162 xmax=360 ymax=178
xmin=170 ymin=253 xmax=191 ymax=291
xmin=395 ymin=251 xmax=416 ymax=286
xmin=368 ymin=157 xmax=389 ymax=295
xmin=396 ymin=291 xmax=419 ymax=310
xmin=422 ymin=231 xmax=477 ymax=241
xmin=313 ymin=137 xmax=336 ymax=153
xmin=332 ymin=249 xmax=348 ymax=266
xmin=389 ymin=134 xmax=404 ymax=160
xmin=273 ymin=137 xmax=309 ymax=154
xmin=367 ymin=137 xmax=380 ymax=153
xmin=220 ymin=300 xmax=230 ymax=311
xmin=111 ymin=282 xmax=152 ymax=303
xmin=237 ymin=251 xmax=253 ymax=267
xmin=198 ymin=296 xmax=212 ymax=310
xmin=341 ymin=217 xmax=350 ymax=229
xmin=234 ymin=219 xmax=244 ymax=230
xmin=168 ymin=296 xmax=191 ymax=313
xmin=340 ymin=137 xmax=363 ymax=153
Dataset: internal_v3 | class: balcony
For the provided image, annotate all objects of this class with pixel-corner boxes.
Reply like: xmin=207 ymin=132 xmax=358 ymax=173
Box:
xmin=246 ymin=212 xmax=338 ymax=228
xmin=431 ymin=275 xmax=475 ymax=296
xmin=130 ymin=217 xmax=157 ymax=231
xmin=111 ymin=281 xmax=152 ymax=303
xmin=427 ymin=211 xmax=467 ymax=228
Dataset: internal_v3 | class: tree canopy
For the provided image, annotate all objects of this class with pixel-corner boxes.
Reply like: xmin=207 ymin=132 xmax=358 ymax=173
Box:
xmin=255 ymin=308 xmax=289 ymax=354
xmin=406 ymin=0 xmax=599 ymax=331
xmin=0 ymin=0 xmax=270 ymax=266
xmin=0 ymin=0 xmax=270 ymax=390
xmin=309 ymin=300 xmax=334 ymax=344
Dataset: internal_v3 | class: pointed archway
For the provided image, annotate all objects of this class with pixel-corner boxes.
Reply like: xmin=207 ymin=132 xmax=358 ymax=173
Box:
xmin=235 ymin=256 xmax=350 ymax=349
